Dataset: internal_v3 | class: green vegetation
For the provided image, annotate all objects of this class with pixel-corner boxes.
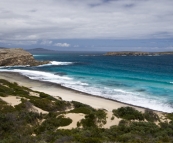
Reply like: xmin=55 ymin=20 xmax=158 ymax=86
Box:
xmin=112 ymin=106 xmax=144 ymax=120
xmin=70 ymin=101 xmax=107 ymax=127
xmin=36 ymin=114 xmax=72 ymax=133
xmin=166 ymin=113 xmax=173 ymax=121
xmin=1 ymin=79 xmax=173 ymax=143
xmin=70 ymin=101 xmax=95 ymax=114
xmin=112 ymin=107 xmax=160 ymax=122
xmin=144 ymin=109 xmax=160 ymax=122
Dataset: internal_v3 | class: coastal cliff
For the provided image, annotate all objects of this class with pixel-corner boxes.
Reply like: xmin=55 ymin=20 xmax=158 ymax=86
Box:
xmin=0 ymin=48 xmax=49 ymax=66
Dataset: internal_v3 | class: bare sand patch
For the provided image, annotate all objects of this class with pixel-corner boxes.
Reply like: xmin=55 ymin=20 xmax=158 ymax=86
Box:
xmin=29 ymin=91 xmax=40 ymax=97
xmin=0 ymin=96 xmax=21 ymax=106
xmin=58 ymin=113 xmax=85 ymax=129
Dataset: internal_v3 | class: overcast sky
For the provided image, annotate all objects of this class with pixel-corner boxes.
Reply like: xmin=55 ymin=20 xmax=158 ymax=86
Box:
xmin=0 ymin=0 xmax=173 ymax=51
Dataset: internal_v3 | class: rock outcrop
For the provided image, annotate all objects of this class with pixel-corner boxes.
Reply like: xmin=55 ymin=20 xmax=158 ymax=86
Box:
xmin=104 ymin=51 xmax=173 ymax=56
xmin=104 ymin=51 xmax=150 ymax=56
xmin=0 ymin=48 xmax=49 ymax=66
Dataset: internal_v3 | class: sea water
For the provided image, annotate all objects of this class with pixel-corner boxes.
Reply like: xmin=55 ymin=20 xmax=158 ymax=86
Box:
xmin=1 ymin=52 xmax=173 ymax=112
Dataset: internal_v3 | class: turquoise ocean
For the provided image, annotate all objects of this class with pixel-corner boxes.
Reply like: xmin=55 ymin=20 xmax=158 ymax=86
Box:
xmin=0 ymin=52 xmax=173 ymax=112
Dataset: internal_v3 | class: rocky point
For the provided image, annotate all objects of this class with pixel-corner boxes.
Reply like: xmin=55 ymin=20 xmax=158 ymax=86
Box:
xmin=0 ymin=48 xmax=49 ymax=66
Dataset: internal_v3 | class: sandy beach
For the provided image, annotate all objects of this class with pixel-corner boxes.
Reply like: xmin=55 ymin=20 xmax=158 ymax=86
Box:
xmin=0 ymin=72 xmax=149 ymax=112
xmin=0 ymin=71 xmax=169 ymax=129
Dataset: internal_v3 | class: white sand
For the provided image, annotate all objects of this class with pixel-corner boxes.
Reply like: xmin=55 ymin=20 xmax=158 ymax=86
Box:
xmin=29 ymin=91 xmax=40 ymax=97
xmin=0 ymin=96 xmax=21 ymax=106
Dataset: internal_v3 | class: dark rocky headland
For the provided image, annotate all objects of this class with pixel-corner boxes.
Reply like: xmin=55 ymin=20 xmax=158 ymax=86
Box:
xmin=104 ymin=51 xmax=173 ymax=56
xmin=0 ymin=48 xmax=49 ymax=66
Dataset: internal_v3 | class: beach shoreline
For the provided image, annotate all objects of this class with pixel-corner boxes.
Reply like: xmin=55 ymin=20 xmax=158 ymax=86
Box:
xmin=0 ymin=71 xmax=164 ymax=113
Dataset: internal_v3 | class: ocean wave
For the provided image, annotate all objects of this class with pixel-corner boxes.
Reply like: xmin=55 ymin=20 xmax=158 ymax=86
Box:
xmin=0 ymin=68 xmax=172 ymax=112
xmin=33 ymin=55 xmax=48 ymax=56
xmin=66 ymin=84 xmax=173 ymax=113
xmin=0 ymin=65 xmax=30 ymax=68
xmin=38 ymin=61 xmax=74 ymax=67
xmin=170 ymin=82 xmax=173 ymax=84
xmin=0 ymin=69 xmax=88 ymax=87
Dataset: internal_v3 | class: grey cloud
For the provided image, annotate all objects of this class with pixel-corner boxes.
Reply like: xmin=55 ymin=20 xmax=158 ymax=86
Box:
xmin=123 ymin=3 xmax=135 ymax=8
xmin=0 ymin=40 xmax=37 ymax=45
xmin=40 ymin=40 xmax=52 ymax=45
xmin=29 ymin=9 xmax=37 ymax=13
xmin=54 ymin=43 xmax=70 ymax=47
xmin=0 ymin=0 xmax=173 ymax=42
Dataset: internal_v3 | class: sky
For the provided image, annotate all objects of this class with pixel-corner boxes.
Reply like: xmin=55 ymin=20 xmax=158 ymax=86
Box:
xmin=0 ymin=0 xmax=173 ymax=51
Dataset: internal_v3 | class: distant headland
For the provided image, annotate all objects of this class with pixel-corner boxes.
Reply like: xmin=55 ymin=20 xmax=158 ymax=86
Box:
xmin=0 ymin=48 xmax=49 ymax=66
xmin=104 ymin=51 xmax=173 ymax=56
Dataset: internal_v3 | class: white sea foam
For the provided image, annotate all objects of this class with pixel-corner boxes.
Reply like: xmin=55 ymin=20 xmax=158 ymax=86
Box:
xmin=0 ymin=68 xmax=173 ymax=113
xmin=33 ymin=55 xmax=47 ymax=56
xmin=66 ymin=84 xmax=173 ymax=113
xmin=170 ymin=82 xmax=173 ymax=84
xmin=0 ymin=65 xmax=30 ymax=68
xmin=38 ymin=61 xmax=73 ymax=67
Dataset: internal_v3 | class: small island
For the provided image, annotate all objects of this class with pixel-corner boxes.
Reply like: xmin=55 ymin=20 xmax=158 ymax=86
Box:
xmin=104 ymin=51 xmax=173 ymax=56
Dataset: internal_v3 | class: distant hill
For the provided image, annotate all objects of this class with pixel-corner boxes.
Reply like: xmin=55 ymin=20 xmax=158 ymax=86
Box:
xmin=0 ymin=47 xmax=7 ymax=49
xmin=27 ymin=48 xmax=57 ymax=54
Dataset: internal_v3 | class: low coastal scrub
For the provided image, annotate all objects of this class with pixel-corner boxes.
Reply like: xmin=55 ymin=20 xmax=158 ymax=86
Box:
xmin=143 ymin=109 xmax=160 ymax=122
xmin=1 ymin=79 xmax=173 ymax=143
xmin=30 ymin=98 xmax=70 ymax=112
xmin=36 ymin=115 xmax=72 ymax=133
xmin=112 ymin=107 xmax=160 ymax=122
xmin=70 ymin=101 xmax=107 ymax=127
xmin=112 ymin=107 xmax=144 ymax=121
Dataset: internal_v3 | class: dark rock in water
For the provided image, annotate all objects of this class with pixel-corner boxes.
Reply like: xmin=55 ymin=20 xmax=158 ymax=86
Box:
xmin=0 ymin=48 xmax=49 ymax=66
xmin=54 ymin=72 xmax=67 ymax=76
xmin=136 ymin=89 xmax=146 ymax=92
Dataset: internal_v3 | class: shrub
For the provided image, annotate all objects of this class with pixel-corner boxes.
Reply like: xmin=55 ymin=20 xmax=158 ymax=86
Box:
xmin=72 ymin=101 xmax=94 ymax=109
xmin=30 ymin=98 xmax=68 ymax=112
xmin=95 ymin=109 xmax=107 ymax=125
xmin=0 ymin=99 xmax=7 ymax=104
xmin=0 ymin=84 xmax=14 ymax=96
xmin=144 ymin=109 xmax=160 ymax=122
xmin=166 ymin=113 xmax=173 ymax=121
xmin=81 ymin=113 xmax=97 ymax=128
xmin=112 ymin=107 xmax=144 ymax=121
xmin=71 ymin=101 xmax=95 ymax=114
xmin=39 ymin=92 xmax=57 ymax=101
xmin=36 ymin=115 xmax=72 ymax=133
xmin=0 ymin=104 xmax=16 ymax=113
xmin=58 ymin=116 xmax=72 ymax=127
xmin=0 ymin=92 xmax=7 ymax=97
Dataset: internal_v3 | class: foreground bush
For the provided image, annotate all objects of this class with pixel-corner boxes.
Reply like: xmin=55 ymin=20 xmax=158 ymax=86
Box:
xmin=112 ymin=107 xmax=144 ymax=121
